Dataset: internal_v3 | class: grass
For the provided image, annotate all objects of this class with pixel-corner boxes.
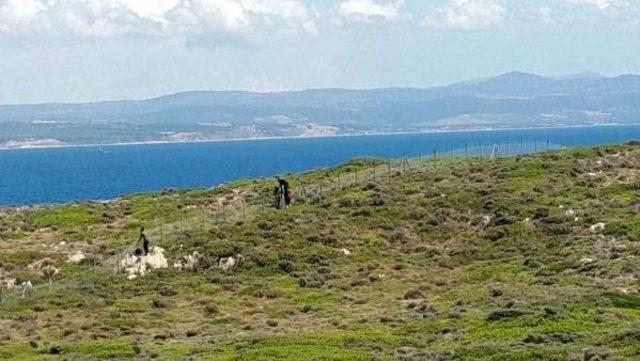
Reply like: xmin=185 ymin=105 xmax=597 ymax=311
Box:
xmin=1 ymin=143 xmax=640 ymax=360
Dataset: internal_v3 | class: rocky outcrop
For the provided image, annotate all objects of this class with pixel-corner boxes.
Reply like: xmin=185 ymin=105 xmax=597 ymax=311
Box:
xmin=219 ymin=254 xmax=244 ymax=271
xmin=173 ymin=251 xmax=201 ymax=270
xmin=119 ymin=247 xmax=168 ymax=280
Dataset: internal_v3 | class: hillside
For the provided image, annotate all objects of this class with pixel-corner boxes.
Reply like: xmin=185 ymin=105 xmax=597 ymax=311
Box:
xmin=1 ymin=143 xmax=640 ymax=360
xmin=2 ymin=72 xmax=640 ymax=148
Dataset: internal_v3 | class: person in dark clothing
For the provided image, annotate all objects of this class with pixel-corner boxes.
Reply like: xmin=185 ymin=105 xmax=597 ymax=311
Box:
xmin=138 ymin=227 xmax=150 ymax=255
xmin=276 ymin=177 xmax=292 ymax=208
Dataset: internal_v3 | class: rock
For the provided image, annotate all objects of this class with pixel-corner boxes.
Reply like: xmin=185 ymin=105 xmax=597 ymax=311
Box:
xmin=340 ymin=248 xmax=352 ymax=256
xmin=589 ymin=222 xmax=606 ymax=234
xmin=67 ymin=252 xmax=86 ymax=263
xmin=42 ymin=265 xmax=59 ymax=282
xmin=219 ymin=254 xmax=244 ymax=271
xmin=173 ymin=251 xmax=201 ymax=270
xmin=28 ymin=257 xmax=56 ymax=271
xmin=21 ymin=281 xmax=34 ymax=298
xmin=579 ymin=257 xmax=595 ymax=265
xmin=119 ymin=247 xmax=168 ymax=280
xmin=565 ymin=209 xmax=576 ymax=217
xmin=4 ymin=278 xmax=17 ymax=289
xmin=481 ymin=215 xmax=493 ymax=227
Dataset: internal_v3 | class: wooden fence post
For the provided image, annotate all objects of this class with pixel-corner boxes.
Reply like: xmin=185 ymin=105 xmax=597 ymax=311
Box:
xmin=201 ymin=206 xmax=205 ymax=232
xmin=242 ymin=198 xmax=246 ymax=220
xmin=222 ymin=203 xmax=226 ymax=223
xmin=433 ymin=149 xmax=437 ymax=171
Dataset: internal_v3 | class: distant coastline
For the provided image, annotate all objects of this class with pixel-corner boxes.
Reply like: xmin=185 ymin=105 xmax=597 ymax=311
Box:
xmin=1 ymin=123 xmax=636 ymax=152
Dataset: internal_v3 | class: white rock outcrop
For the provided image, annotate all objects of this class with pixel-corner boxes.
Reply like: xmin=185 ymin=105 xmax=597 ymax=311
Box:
xmin=579 ymin=257 xmax=595 ymax=264
xmin=218 ymin=254 xmax=244 ymax=271
xmin=5 ymin=278 xmax=17 ymax=289
xmin=119 ymin=247 xmax=168 ymax=280
xmin=589 ymin=222 xmax=606 ymax=234
xmin=67 ymin=251 xmax=86 ymax=263
xmin=21 ymin=281 xmax=33 ymax=298
xmin=173 ymin=251 xmax=201 ymax=270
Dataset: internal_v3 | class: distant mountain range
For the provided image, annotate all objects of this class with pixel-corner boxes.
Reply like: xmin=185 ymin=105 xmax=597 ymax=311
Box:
xmin=2 ymin=71 xmax=640 ymax=148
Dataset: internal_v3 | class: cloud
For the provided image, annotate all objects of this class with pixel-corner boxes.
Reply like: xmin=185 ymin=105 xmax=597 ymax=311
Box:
xmin=0 ymin=0 xmax=316 ymax=42
xmin=565 ymin=0 xmax=630 ymax=11
xmin=425 ymin=0 xmax=507 ymax=31
xmin=337 ymin=0 xmax=402 ymax=22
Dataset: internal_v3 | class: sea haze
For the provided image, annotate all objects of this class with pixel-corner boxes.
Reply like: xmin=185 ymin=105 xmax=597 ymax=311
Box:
xmin=1 ymin=125 xmax=639 ymax=206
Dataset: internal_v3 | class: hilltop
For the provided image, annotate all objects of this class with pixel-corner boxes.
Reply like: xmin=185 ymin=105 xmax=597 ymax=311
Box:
xmin=1 ymin=143 xmax=640 ymax=360
xmin=3 ymin=72 xmax=640 ymax=149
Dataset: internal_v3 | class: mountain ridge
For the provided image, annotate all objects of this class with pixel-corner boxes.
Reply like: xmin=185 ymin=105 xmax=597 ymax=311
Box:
xmin=2 ymin=71 xmax=640 ymax=148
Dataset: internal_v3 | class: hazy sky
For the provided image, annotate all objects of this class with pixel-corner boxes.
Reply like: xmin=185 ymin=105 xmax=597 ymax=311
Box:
xmin=1 ymin=0 xmax=639 ymax=104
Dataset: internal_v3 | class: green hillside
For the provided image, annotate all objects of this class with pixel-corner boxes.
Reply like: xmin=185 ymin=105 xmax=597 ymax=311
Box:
xmin=1 ymin=143 xmax=640 ymax=360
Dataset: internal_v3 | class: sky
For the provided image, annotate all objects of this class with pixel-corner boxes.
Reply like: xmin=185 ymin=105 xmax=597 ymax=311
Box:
xmin=0 ymin=0 xmax=639 ymax=104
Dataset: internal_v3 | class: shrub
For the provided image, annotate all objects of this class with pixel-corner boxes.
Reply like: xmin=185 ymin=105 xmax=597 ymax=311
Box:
xmin=485 ymin=227 xmax=507 ymax=242
xmin=486 ymin=309 xmax=528 ymax=321
xmin=204 ymin=303 xmax=219 ymax=315
xmin=278 ymin=259 xmax=294 ymax=273
xmin=299 ymin=275 xmax=325 ymax=288
xmin=404 ymin=289 xmax=424 ymax=300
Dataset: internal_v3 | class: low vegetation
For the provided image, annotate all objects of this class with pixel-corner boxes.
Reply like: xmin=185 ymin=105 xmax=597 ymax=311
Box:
xmin=1 ymin=143 xmax=640 ymax=360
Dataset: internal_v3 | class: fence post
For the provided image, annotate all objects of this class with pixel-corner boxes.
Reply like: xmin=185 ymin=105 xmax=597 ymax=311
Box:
xmin=222 ymin=203 xmax=226 ymax=223
xmin=433 ymin=149 xmax=437 ymax=171
xmin=465 ymin=143 xmax=469 ymax=159
xmin=534 ymin=138 xmax=538 ymax=152
xmin=242 ymin=198 xmax=246 ymax=220
xmin=373 ymin=165 xmax=376 ymax=182
xmin=180 ymin=210 xmax=184 ymax=235
xmin=201 ymin=206 xmax=205 ymax=232
xmin=338 ymin=174 xmax=341 ymax=189
xmin=479 ymin=140 xmax=483 ymax=160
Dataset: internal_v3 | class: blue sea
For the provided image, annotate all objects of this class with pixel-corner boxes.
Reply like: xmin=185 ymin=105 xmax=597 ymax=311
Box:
xmin=2 ymin=125 xmax=640 ymax=206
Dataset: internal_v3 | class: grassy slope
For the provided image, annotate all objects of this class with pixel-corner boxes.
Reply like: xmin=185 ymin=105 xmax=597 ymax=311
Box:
xmin=1 ymin=144 xmax=640 ymax=360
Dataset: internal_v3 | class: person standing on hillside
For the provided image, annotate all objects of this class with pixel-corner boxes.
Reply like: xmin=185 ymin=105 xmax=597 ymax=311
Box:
xmin=138 ymin=227 xmax=150 ymax=255
xmin=276 ymin=176 xmax=292 ymax=209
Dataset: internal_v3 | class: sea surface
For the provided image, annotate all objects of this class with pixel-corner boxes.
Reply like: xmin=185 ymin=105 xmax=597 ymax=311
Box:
xmin=2 ymin=125 xmax=640 ymax=206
